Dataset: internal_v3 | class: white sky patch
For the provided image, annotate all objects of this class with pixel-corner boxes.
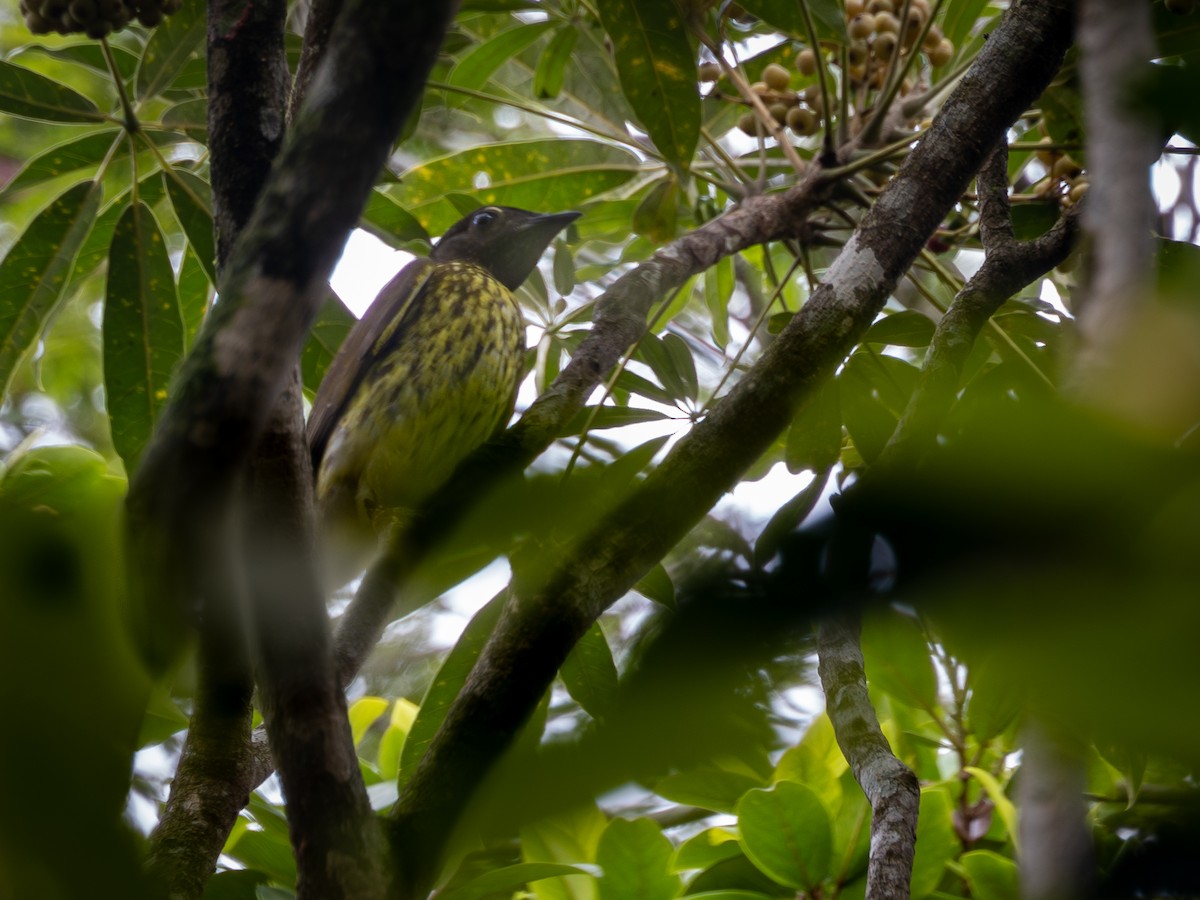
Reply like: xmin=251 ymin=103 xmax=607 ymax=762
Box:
xmin=330 ymin=230 xmax=415 ymax=317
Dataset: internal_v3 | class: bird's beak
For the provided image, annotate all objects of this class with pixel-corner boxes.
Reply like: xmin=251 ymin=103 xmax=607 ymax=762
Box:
xmin=516 ymin=210 xmax=581 ymax=238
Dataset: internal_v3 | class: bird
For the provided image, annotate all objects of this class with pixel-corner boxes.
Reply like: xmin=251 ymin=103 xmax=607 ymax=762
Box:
xmin=307 ymin=205 xmax=580 ymax=586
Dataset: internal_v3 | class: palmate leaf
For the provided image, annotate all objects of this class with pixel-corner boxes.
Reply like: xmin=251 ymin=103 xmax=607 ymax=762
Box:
xmin=0 ymin=59 xmax=103 ymax=123
xmin=0 ymin=180 xmax=103 ymax=396
xmin=594 ymin=0 xmax=699 ymax=170
xmin=103 ymin=202 xmax=185 ymax=472
xmin=388 ymin=139 xmax=640 ymax=236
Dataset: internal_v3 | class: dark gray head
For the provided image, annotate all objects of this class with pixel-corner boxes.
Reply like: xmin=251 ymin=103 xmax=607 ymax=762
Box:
xmin=431 ymin=206 xmax=580 ymax=291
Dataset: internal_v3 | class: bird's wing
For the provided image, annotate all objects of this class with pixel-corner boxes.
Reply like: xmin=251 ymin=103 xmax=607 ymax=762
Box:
xmin=307 ymin=258 xmax=435 ymax=471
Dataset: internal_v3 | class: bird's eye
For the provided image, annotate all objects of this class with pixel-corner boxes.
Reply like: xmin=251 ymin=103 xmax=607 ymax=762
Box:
xmin=471 ymin=208 xmax=501 ymax=229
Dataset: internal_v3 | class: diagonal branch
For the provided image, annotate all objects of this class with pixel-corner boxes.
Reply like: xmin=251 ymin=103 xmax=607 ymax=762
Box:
xmin=382 ymin=3 xmax=1076 ymax=896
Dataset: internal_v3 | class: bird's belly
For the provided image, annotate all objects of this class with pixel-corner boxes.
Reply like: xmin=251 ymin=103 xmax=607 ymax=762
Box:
xmin=316 ymin=290 xmax=524 ymax=536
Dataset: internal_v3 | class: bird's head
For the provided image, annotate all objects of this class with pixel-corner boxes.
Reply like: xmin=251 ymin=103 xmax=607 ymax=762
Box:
xmin=430 ymin=206 xmax=580 ymax=291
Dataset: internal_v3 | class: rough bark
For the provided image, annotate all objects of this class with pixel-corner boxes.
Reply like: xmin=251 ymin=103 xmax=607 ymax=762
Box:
xmin=383 ymin=3 xmax=1076 ymax=896
xmin=144 ymin=1 xmax=287 ymax=894
xmin=245 ymin=372 xmax=386 ymax=898
xmin=818 ymin=616 xmax=920 ymax=900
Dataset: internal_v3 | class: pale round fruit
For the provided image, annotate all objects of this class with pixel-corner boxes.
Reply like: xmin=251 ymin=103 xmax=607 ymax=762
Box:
xmin=763 ymin=62 xmax=791 ymax=91
xmin=795 ymin=47 xmax=817 ymax=76
xmin=786 ymin=105 xmax=818 ymax=135
xmin=927 ymin=38 xmax=954 ymax=67
xmin=848 ymin=12 xmax=876 ymax=39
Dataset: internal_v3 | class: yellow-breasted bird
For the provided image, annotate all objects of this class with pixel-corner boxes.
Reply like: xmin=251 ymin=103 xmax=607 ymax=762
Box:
xmin=308 ymin=206 xmax=579 ymax=585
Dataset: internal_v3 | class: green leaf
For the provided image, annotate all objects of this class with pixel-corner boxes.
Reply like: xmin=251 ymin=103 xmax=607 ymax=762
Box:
xmin=535 ymin=26 xmax=579 ymax=99
xmin=562 ymin=405 xmax=670 ymax=435
xmin=376 ymin=698 xmax=418 ymax=781
xmin=959 ymin=850 xmax=1018 ymax=900
xmin=864 ymin=310 xmax=936 ymax=348
xmin=360 ymin=189 xmax=430 ymax=247
xmin=772 ymin=713 xmax=847 ymax=810
xmin=1010 ymin=201 xmax=1061 ymax=241
xmin=560 ymin=623 xmax=620 ymax=720
xmin=553 ymin=240 xmax=577 ymax=297
xmin=177 ymin=247 xmax=212 ymax=349
xmin=673 ymin=828 xmax=742 ymax=872
xmin=163 ymin=167 xmax=217 ymax=285
xmin=655 ymin=768 xmax=763 ymax=814
xmin=704 ymin=256 xmax=733 ymax=350
xmin=348 ymin=696 xmax=389 ymax=747
xmin=838 ymin=351 xmax=918 ymax=463
xmin=0 ymin=180 xmax=102 ymax=396
xmin=441 ymin=864 xmax=593 ymax=900
xmin=754 ymin=468 xmax=830 ymax=566
xmin=103 ymin=201 xmax=186 ymax=472
xmin=910 ymin=787 xmax=957 ymax=898
xmin=1 ymin=129 xmax=121 ymax=198
xmin=390 ymin=140 xmax=639 ymax=235
xmin=736 ymin=782 xmax=832 ymax=890
xmin=138 ymin=0 xmax=206 ymax=100
xmin=966 ymin=656 xmax=1022 ymax=742
xmin=0 ymin=59 xmax=102 ymax=123
xmin=446 ymin=20 xmax=554 ymax=106
xmin=1040 ymin=80 xmax=1085 ymax=150
xmin=597 ymin=818 xmax=680 ymax=900
xmin=398 ymin=594 xmax=504 ymax=790
xmin=521 ymin=803 xmax=607 ymax=900
xmin=786 ymin=381 xmax=841 ymax=474
xmin=638 ymin=332 xmax=696 ymax=404
xmin=633 ymin=177 xmax=680 ymax=246
xmin=594 ymin=0 xmax=700 ymax=169
xmin=15 ymin=41 xmax=139 ymax=81
xmin=302 ymin=290 xmax=356 ymax=396
xmin=962 ymin=767 xmax=1018 ymax=851
xmin=635 ymin=563 xmax=675 ymax=609
xmin=941 ymin=0 xmax=991 ymax=50
xmin=738 ymin=0 xmax=848 ymax=42
xmin=162 ymin=97 xmax=208 ymax=141
xmin=860 ymin=610 xmax=938 ymax=712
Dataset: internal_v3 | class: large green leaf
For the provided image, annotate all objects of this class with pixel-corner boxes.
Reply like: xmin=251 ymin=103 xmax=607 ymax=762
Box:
xmin=594 ymin=0 xmax=699 ymax=169
xmin=137 ymin=0 xmax=206 ymax=100
xmin=596 ymin=817 xmax=680 ymax=900
xmin=736 ymin=782 xmax=832 ymax=891
xmin=0 ymin=59 xmax=102 ymax=123
xmin=103 ymin=202 xmax=186 ymax=471
xmin=162 ymin=167 xmax=216 ymax=284
xmin=389 ymin=139 xmax=639 ymax=235
xmin=397 ymin=594 xmax=504 ymax=790
xmin=0 ymin=180 xmax=102 ymax=396
xmin=176 ymin=246 xmax=211 ymax=349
